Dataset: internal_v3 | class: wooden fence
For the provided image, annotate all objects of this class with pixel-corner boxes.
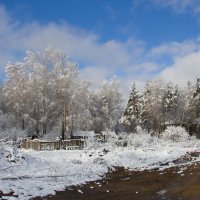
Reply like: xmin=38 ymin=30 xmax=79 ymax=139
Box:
xmin=21 ymin=139 xmax=86 ymax=151
xmin=62 ymin=139 xmax=85 ymax=150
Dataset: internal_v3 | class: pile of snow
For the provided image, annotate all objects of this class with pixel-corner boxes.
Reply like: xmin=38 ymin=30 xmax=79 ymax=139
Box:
xmin=0 ymin=138 xmax=23 ymax=170
xmin=161 ymin=126 xmax=190 ymax=142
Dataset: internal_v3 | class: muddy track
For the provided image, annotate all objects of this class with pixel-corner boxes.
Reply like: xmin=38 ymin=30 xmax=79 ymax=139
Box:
xmin=35 ymin=162 xmax=200 ymax=200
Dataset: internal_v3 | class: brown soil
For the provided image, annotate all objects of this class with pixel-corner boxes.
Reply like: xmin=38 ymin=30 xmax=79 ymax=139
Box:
xmin=35 ymin=162 xmax=200 ymax=200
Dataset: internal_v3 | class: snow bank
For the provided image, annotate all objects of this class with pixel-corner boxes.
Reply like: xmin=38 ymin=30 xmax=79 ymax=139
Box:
xmin=0 ymin=129 xmax=200 ymax=199
xmin=0 ymin=139 xmax=23 ymax=173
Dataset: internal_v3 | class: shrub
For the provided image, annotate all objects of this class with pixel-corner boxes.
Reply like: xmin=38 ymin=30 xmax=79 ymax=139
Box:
xmin=161 ymin=126 xmax=190 ymax=142
xmin=0 ymin=128 xmax=27 ymax=141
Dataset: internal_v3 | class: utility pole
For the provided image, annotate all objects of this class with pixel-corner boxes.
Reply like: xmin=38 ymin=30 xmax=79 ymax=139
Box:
xmin=64 ymin=99 xmax=67 ymax=135
xmin=62 ymin=99 xmax=67 ymax=140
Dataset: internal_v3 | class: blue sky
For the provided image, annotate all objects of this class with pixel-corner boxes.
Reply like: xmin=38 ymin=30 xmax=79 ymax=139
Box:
xmin=1 ymin=0 xmax=200 ymax=94
xmin=2 ymin=0 xmax=199 ymax=45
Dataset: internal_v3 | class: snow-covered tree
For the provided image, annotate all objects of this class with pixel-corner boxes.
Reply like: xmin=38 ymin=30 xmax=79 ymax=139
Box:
xmin=99 ymin=77 xmax=123 ymax=129
xmin=4 ymin=47 xmax=80 ymax=137
xmin=4 ymin=46 xmax=200 ymax=139
xmin=140 ymin=80 xmax=184 ymax=133
xmin=193 ymin=76 xmax=200 ymax=119
xmin=120 ymin=82 xmax=143 ymax=132
xmin=142 ymin=80 xmax=165 ymax=132
xmin=0 ymin=83 xmax=7 ymax=114
xmin=67 ymin=80 xmax=92 ymax=136
xmin=90 ymin=77 xmax=123 ymax=133
xmin=162 ymin=82 xmax=182 ymax=125
xmin=181 ymin=81 xmax=196 ymax=123
xmin=4 ymin=61 xmax=31 ymax=130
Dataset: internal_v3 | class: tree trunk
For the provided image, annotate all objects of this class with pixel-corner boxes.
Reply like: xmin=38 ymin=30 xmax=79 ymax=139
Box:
xmin=22 ymin=118 xmax=25 ymax=130
xmin=36 ymin=126 xmax=39 ymax=135
xmin=43 ymin=122 xmax=46 ymax=134
xmin=70 ymin=115 xmax=74 ymax=138
xmin=63 ymin=100 xmax=67 ymax=136
xmin=61 ymin=122 xmax=64 ymax=140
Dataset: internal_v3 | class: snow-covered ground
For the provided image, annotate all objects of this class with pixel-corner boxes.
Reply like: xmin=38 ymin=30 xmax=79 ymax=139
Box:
xmin=1 ymin=129 xmax=200 ymax=200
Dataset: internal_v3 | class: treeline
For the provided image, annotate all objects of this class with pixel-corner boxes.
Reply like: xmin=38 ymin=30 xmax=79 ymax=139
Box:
xmin=0 ymin=48 xmax=123 ymax=138
xmin=121 ymin=78 xmax=200 ymax=135
xmin=1 ymin=47 xmax=200 ymax=138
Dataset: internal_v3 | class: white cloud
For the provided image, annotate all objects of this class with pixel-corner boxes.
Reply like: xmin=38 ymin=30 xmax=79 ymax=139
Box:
xmin=1 ymin=4 xmax=200 ymax=98
xmin=134 ymin=62 xmax=159 ymax=73
xmin=0 ymin=5 xmax=148 ymax=97
xmin=150 ymin=40 xmax=200 ymax=58
xmin=152 ymin=0 xmax=200 ymax=14
xmin=80 ymin=65 xmax=113 ymax=84
xmin=160 ymin=51 xmax=200 ymax=85
xmin=0 ymin=8 xmax=141 ymax=65
xmin=0 ymin=7 xmax=144 ymax=69
xmin=132 ymin=0 xmax=200 ymax=15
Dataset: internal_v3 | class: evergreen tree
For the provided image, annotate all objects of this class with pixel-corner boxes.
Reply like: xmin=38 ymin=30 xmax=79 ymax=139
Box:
xmin=142 ymin=80 xmax=165 ymax=133
xmin=120 ymin=83 xmax=143 ymax=132
xmin=181 ymin=81 xmax=196 ymax=123
xmin=193 ymin=76 xmax=200 ymax=119
xmin=162 ymin=82 xmax=181 ymax=124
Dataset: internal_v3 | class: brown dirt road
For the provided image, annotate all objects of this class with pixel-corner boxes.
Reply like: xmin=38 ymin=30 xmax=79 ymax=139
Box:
xmin=36 ymin=162 xmax=200 ymax=200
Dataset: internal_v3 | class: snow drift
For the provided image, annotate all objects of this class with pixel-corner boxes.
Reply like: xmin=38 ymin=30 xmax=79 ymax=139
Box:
xmin=0 ymin=128 xmax=200 ymax=200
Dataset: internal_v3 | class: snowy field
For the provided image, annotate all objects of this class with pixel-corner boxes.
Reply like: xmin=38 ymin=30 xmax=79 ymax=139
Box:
xmin=1 ymin=128 xmax=200 ymax=200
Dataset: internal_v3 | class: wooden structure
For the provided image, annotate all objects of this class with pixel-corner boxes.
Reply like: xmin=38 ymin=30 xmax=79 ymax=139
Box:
xmin=62 ymin=139 xmax=86 ymax=150
xmin=21 ymin=139 xmax=86 ymax=151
